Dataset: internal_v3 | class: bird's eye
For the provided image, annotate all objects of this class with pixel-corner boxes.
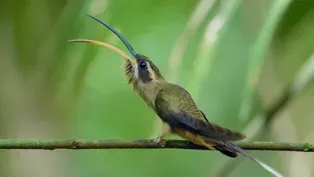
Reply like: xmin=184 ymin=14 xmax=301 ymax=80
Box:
xmin=139 ymin=61 xmax=147 ymax=69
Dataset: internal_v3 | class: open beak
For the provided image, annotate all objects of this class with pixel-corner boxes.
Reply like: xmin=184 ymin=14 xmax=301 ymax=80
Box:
xmin=68 ymin=39 xmax=133 ymax=64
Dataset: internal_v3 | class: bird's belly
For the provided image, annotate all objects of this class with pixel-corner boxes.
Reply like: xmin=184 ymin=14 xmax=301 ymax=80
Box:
xmin=172 ymin=127 xmax=216 ymax=150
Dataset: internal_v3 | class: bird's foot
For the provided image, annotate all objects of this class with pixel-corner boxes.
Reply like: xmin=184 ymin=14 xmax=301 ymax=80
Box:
xmin=154 ymin=136 xmax=167 ymax=147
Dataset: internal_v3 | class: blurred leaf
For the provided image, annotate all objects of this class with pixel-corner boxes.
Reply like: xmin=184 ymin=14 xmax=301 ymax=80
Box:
xmin=271 ymin=0 xmax=314 ymax=85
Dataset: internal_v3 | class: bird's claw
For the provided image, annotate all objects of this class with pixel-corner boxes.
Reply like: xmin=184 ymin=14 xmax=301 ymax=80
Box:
xmin=154 ymin=136 xmax=167 ymax=147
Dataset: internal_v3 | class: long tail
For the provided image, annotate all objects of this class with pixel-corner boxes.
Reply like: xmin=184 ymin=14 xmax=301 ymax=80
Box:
xmin=217 ymin=141 xmax=284 ymax=177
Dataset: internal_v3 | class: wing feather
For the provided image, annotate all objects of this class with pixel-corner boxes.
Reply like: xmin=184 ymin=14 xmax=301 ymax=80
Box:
xmin=155 ymin=89 xmax=245 ymax=141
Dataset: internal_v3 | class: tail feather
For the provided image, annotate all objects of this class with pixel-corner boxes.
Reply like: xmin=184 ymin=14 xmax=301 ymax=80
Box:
xmin=214 ymin=145 xmax=238 ymax=158
xmin=219 ymin=141 xmax=284 ymax=177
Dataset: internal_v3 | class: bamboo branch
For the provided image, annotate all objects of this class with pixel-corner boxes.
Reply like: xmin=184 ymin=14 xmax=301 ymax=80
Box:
xmin=0 ymin=139 xmax=313 ymax=151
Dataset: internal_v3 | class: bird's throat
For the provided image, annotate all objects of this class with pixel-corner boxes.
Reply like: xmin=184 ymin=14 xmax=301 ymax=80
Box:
xmin=134 ymin=81 xmax=162 ymax=109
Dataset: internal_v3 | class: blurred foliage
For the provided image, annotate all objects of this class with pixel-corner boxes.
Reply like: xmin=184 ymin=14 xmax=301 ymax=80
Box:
xmin=0 ymin=0 xmax=314 ymax=177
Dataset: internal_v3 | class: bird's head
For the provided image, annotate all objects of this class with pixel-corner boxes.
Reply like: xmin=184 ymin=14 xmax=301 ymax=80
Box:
xmin=69 ymin=14 xmax=164 ymax=92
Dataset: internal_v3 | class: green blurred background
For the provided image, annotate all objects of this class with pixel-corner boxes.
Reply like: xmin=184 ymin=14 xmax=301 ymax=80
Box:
xmin=1 ymin=0 xmax=314 ymax=177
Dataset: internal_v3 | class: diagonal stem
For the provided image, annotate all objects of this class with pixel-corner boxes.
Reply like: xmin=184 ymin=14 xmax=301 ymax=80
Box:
xmin=215 ymin=53 xmax=314 ymax=177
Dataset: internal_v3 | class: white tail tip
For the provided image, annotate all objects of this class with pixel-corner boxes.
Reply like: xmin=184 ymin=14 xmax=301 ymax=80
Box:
xmin=254 ymin=158 xmax=284 ymax=177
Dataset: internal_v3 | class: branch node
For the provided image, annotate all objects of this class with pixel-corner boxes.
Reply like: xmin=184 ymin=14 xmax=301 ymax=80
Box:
xmin=304 ymin=143 xmax=314 ymax=152
xmin=71 ymin=140 xmax=80 ymax=149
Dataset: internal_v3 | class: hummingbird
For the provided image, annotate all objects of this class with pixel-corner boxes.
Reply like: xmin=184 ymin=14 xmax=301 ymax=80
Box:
xmin=69 ymin=14 xmax=284 ymax=177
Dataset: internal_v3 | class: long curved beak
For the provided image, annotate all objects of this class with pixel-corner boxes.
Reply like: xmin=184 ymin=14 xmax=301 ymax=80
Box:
xmin=68 ymin=39 xmax=133 ymax=63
